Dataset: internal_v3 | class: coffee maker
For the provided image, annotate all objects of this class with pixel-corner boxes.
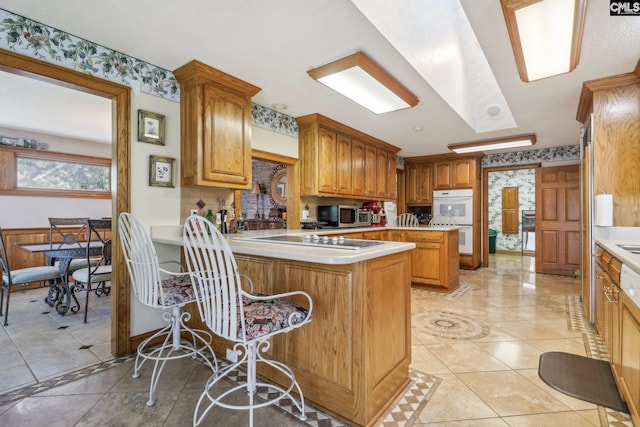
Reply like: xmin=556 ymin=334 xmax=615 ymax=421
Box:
xmin=362 ymin=201 xmax=385 ymax=227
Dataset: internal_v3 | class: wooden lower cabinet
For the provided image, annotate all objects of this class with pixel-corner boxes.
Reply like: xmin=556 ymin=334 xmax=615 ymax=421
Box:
xmin=594 ymin=244 xmax=639 ymax=423
xmin=184 ymin=251 xmax=412 ymax=426
xmin=620 ymin=291 xmax=640 ymax=425
xmin=404 ymin=230 xmax=459 ymax=292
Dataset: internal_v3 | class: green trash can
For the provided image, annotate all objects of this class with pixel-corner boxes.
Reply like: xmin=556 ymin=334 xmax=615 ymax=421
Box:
xmin=488 ymin=229 xmax=497 ymax=254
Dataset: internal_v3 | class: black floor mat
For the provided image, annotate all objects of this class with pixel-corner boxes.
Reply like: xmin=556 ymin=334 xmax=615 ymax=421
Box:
xmin=538 ymin=351 xmax=629 ymax=413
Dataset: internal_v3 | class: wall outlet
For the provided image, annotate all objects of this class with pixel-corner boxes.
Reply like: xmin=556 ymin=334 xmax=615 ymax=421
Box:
xmin=190 ymin=209 xmax=199 ymax=216
xmin=226 ymin=348 xmax=238 ymax=363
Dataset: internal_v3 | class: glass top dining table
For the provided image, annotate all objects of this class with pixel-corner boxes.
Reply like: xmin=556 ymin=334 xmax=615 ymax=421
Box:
xmin=13 ymin=240 xmax=105 ymax=315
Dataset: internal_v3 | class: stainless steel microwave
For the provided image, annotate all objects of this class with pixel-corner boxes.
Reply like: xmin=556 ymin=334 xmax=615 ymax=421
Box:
xmin=317 ymin=205 xmax=369 ymax=228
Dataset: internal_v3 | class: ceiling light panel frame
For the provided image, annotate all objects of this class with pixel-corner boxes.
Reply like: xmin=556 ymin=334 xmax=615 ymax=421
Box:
xmin=307 ymin=51 xmax=419 ymax=114
xmin=448 ymin=133 xmax=536 ymax=153
xmin=501 ymin=0 xmax=588 ymax=82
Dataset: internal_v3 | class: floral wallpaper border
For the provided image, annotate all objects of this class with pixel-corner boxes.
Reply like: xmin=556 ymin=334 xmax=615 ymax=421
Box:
xmin=0 ymin=8 xmax=298 ymax=137
xmin=482 ymin=144 xmax=580 ymax=167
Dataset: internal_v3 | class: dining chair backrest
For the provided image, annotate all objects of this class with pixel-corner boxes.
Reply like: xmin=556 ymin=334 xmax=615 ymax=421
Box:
xmin=183 ymin=215 xmax=245 ymax=342
xmin=117 ymin=212 xmax=164 ymax=308
xmin=395 ymin=213 xmax=420 ymax=227
xmin=86 ymin=218 xmax=112 ymax=269
xmin=0 ymin=227 xmax=11 ymax=281
xmin=49 ymin=217 xmax=90 ymax=249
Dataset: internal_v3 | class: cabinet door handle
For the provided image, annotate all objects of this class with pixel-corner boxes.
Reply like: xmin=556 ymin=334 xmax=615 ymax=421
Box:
xmin=604 ymin=287 xmax=620 ymax=304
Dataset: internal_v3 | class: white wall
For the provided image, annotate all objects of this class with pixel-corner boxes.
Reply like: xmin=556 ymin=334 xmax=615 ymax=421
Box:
xmin=0 ymin=128 xmax=112 ymax=228
xmin=252 ymin=126 xmax=298 ymax=158
xmin=129 ymin=92 xmax=182 ymax=335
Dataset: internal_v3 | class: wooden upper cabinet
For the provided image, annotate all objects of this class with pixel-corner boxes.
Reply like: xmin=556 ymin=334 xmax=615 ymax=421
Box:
xmin=336 ymin=133 xmax=353 ymax=195
xmin=317 ymin=127 xmax=338 ymax=194
xmin=433 ymin=158 xmax=475 ymax=189
xmin=173 ymin=60 xmax=260 ymax=189
xmin=405 ymin=162 xmax=432 ymax=205
xmin=296 ymin=114 xmax=399 ymax=201
xmin=351 ymin=139 xmax=366 ymax=196
xmin=364 ymin=144 xmax=378 ymax=197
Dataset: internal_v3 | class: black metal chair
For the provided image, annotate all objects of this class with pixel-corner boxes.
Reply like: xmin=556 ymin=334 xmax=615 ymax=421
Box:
xmin=0 ymin=226 xmax=62 ymax=326
xmin=71 ymin=219 xmax=112 ymax=323
xmin=48 ymin=217 xmax=96 ymax=273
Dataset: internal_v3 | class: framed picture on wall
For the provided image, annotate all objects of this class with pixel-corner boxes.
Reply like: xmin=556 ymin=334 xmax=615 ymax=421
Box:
xmin=149 ymin=155 xmax=176 ymax=187
xmin=138 ymin=109 xmax=165 ymax=145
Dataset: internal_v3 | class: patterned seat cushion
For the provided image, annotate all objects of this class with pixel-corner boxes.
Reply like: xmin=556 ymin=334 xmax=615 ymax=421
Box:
xmin=241 ymin=296 xmax=310 ymax=340
xmin=161 ymin=275 xmax=196 ymax=306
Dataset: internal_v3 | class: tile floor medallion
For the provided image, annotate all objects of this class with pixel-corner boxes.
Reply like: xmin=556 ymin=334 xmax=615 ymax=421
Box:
xmin=416 ymin=310 xmax=490 ymax=340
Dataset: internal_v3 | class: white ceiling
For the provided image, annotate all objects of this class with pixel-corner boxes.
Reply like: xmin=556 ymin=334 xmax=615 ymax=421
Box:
xmin=0 ymin=0 xmax=638 ymax=156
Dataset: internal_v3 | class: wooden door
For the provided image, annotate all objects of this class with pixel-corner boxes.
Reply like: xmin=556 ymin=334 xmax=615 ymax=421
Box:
xmin=385 ymin=151 xmax=397 ymax=200
xmin=535 ymin=165 xmax=581 ymax=275
xmin=502 ymin=186 xmax=519 ymax=234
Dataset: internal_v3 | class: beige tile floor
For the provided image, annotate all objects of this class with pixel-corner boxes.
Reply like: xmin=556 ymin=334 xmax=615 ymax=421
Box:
xmin=0 ymin=255 xmax=633 ymax=426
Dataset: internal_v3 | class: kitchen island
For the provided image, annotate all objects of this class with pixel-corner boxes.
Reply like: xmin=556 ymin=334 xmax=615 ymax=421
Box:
xmin=151 ymin=226 xmax=415 ymax=426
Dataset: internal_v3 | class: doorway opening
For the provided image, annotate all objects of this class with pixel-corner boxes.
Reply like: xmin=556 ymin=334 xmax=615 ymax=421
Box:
xmin=482 ymin=164 xmax=540 ymax=271
xmin=0 ymin=50 xmax=131 ymax=363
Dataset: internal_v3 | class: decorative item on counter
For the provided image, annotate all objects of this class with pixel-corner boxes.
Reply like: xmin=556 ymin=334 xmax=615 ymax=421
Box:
xmin=251 ymin=182 xmax=262 ymax=218
xmin=205 ymin=209 xmax=214 ymax=234
xmin=219 ymin=208 xmax=228 ymax=234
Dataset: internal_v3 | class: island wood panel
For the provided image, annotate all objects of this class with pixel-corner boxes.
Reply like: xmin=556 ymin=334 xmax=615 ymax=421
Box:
xmin=364 ymin=253 xmax=411 ymax=423
xmin=207 ymin=252 xmax=411 ymax=426
xmin=235 ymin=255 xmax=277 ymax=360
xmin=277 ymin=261 xmax=355 ymax=392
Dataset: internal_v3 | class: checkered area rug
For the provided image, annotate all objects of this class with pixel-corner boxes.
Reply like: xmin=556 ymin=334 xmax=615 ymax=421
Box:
xmin=566 ymin=294 xmax=633 ymax=426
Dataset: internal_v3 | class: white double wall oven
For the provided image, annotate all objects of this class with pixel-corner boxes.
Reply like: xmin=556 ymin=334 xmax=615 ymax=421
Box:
xmin=433 ymin=189 xmax=474 ymax=255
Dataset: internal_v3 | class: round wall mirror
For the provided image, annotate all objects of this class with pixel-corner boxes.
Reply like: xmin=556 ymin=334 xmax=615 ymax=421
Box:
xmin=269 ymin=165 xmax=287 ymax=209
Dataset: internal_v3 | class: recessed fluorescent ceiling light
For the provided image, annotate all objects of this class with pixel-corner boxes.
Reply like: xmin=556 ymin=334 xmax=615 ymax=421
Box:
xmin=350 ymin=0 xmax=516 ymax=133
xmin=502 ymin=0 xmax=586 ymax=82
xmin=308 ymin=51 xmax=419 ymax=114
xmin=448 ymin=133 xmax=536 ymax=153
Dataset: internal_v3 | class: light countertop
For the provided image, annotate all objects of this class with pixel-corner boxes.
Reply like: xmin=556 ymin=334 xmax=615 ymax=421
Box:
xmin=151 ymin=226 xmax=416 ymax=265
xmin=594 ymin=226 xmax=640 ymax=275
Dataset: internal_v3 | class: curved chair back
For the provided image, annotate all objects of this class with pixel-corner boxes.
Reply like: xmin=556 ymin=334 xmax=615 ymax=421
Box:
xmin=183 ymin=215 xmax=244 ymax=343
xmin=395 ymin=213 xmax=420 ymax=227
xmin=118 ymin=213 xmax=163 ymax=308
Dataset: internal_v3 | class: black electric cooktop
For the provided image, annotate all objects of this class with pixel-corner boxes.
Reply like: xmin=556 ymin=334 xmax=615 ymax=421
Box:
xmin=234 ymin=234 xmax=385 ymax=250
